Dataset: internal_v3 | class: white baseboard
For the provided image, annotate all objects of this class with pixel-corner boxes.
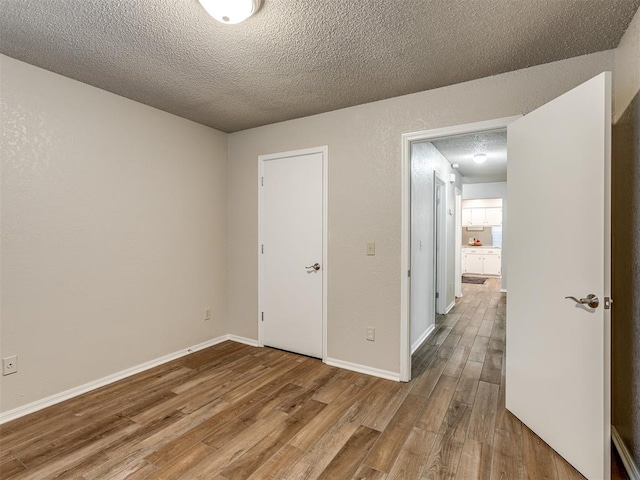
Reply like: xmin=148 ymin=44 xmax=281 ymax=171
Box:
xmin=411 ymin=324 xmax=436 ymax=354
xmin=612 ymin=425 xmax=640 ymax=480
xmin=0 ymin=334 xmax=250 ymax=425
xmin=0 ymin=333 xmax=403 ymax=424
xmin=227 ymin=334 xmax=260 ymax=347
xmin=445 ymin=301 xmax=456 ymax=314
xmin=325 ymin=357 xmax=400 ymax=382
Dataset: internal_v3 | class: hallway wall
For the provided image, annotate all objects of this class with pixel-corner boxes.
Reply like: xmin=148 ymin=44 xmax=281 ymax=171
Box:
xmin=612 ymin=6 xmax=640 ymax=471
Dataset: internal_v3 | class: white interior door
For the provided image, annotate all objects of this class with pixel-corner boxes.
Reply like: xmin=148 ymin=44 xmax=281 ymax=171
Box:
xmin=507 ymin=72 xmax=611 ymax=480
xmin=260 ymin=149 xmax=325 ymax=358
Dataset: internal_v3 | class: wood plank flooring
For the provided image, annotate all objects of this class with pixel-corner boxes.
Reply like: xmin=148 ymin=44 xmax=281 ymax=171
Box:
xmin=0 ymin=279 xmax=628 ymax=479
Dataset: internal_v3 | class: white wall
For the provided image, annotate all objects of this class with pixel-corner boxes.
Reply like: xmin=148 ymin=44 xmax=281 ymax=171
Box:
xmin=227 ymin=51 xmax=614 ymax=375
xmin=0 ymin=55 xmax=228 ymax=412
xmin=463 ymin=182 xmax=508 ymax=291
xmin=410 ymin=142 xmax=461 ymax=351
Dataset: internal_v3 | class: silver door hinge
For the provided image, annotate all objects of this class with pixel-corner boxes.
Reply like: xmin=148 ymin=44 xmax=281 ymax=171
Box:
xmin=261 ymin=244 xmax=264 ymax=254
xmin=261 ymin=177 xmax=264 ymax=186
xmin=261 ymin=312 xmax=264 ymax=322
xmin=408 ymin=270 xmax=411 ymax=278
xmin=436 ymin=292 xmax=439 ymax=299
xmin=604 ymin=297 xmax=613 ymax=310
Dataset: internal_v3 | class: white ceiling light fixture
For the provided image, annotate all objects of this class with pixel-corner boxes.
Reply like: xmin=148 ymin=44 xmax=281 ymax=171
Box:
xmin=197 ymin=0 xmax=262 ymax=24
xmin=473 ymin=153 xmax=488 ymax=164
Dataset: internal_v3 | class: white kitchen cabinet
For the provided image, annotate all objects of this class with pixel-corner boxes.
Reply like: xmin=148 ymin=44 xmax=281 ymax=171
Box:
xmin=483 ymin=252 xmax=502 ymax=275
xmin=461 ymin=208 xmax=472 ymax=226
xmin=463 ymin=252 xmax=484 ymax=274
xmin=461 ymin=207 xmax=502 ymax=226
xmin=485 ymin=208 xmax=502 ymax=226
xmin=462 ymin=248 xmax=501 ymax=275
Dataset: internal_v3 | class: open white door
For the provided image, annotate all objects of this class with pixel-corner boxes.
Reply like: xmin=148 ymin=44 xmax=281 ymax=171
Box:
xmin=507 ymin=73 xmax=611 ymax=479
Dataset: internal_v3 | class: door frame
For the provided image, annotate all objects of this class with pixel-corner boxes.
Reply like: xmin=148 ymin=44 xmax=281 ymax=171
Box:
xmin=400 ymin=116 xmax=520 ymax=381
xmin=454 ymin=188 xmax=463 ymax=298
xmin=257 ymin=146 xmax=329 ymax=361
xmin=434 ymin=173 xmax=447 ymax=314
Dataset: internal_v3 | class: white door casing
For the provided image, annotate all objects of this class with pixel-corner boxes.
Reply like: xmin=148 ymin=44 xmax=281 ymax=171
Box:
xmin=454 ymin=189 xmax=463 ymax=298
xmin=507 ymin=73 xmax=611 ymax=479
xmin=258 ymin=147 xmax=328 ymax=359
xmin=435 ymin=174 xmax=447 ymax=314
xmin=400 ymin=116 xmax=521 ymax=382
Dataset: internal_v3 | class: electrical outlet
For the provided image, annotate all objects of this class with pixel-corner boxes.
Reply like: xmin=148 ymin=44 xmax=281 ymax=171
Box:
xmin=3 ymin=356 xmax=18 ymax=376
xmin=366 ymin=242 xmax=375 ymax=256
xmin=366 ymin=327 xmax=375 ymax=342
xmin=204 ymin=308 xmax=211 ymax=321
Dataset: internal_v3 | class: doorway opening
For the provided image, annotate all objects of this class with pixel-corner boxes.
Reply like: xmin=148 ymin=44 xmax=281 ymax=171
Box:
xmin=401 ymin=116 xmax=520 ymax=383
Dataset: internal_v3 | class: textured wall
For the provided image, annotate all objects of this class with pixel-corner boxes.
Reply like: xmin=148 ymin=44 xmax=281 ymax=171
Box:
xmin=227 ymin=51 xmax=614 ymax=374
xmin=612 ymin=6 xmax=640 ymax=469
xmin=612 ymin=86 xmax=640 ymax=476
xmin=0 ymin=56 xmax=228 ymax=412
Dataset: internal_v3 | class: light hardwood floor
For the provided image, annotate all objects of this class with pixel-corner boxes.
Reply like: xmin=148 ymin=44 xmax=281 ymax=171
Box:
xmin=0 ymin=279 xmax=628 ymax=479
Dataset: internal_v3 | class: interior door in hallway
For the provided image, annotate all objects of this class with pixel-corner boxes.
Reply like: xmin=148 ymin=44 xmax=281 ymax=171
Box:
xmin=507 ymin=72 xmax=611 ymax=480
xmin=259 ymin=148 xmax=326 ymax=359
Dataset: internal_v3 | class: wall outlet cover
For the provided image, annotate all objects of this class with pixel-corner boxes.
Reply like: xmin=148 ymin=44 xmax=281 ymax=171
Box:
xmin=366 ymin=242 xmax=375 ymax=256
xmin=366 ymin=327 xmax=375 ymax=342
xmin=3 ymin=356 xmax=18 ymax=376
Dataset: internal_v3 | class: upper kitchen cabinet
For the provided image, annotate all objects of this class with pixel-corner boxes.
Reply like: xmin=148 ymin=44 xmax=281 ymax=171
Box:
xmin=462 ymin=207 xmax=502 ymax=226
xmin=484 ymin=207 xmax=502 ymax=225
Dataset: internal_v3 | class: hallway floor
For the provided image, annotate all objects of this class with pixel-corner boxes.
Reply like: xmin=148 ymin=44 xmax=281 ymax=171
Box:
xmin=411 ymin=277 xmax=628 ymax=479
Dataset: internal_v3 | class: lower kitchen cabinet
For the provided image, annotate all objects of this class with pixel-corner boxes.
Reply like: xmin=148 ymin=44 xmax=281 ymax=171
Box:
xmin=462 ymin=249 xmax=501 ymax=275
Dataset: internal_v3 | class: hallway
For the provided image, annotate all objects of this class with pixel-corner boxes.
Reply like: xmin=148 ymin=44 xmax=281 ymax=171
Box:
xmin=411 ymin=277 xmax=628 ymax=479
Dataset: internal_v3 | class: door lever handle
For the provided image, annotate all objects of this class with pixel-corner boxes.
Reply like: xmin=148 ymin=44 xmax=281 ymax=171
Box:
xmin=565 ymin=294 xmax=599 ymax=308
xmin=305 ymin=263 xmax=321 ymax=271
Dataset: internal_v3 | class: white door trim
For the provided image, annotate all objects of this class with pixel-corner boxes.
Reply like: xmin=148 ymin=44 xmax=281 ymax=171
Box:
xmin=435 ymin=173 xmax=447 ymax=314
xmin=258 ymin=146 xmax=329 ymax=361
xmin=454 ymin=188 xmax=463 ymax=298
xmin=400 ymin=116 xmax=521 ymax=381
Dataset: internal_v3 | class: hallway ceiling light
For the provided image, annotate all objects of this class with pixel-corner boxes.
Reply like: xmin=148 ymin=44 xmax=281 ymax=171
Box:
xmin=197 ymin=0 xmax=262 ymax=24
xmin=473 ymin=153 xmax=488 ymax=164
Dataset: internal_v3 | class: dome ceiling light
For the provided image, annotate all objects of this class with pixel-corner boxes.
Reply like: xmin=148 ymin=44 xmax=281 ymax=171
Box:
xmin=197 ymin=0 xmax=262 ymax=24
xmin=473 ymin=153 xmax=488 ymax=164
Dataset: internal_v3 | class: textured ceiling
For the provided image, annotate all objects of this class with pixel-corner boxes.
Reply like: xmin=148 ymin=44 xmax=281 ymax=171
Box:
xmin=432 ymin=130 xmax=507 ymax=184
xmin=1 ymin=1 xmax=639 ymax=133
